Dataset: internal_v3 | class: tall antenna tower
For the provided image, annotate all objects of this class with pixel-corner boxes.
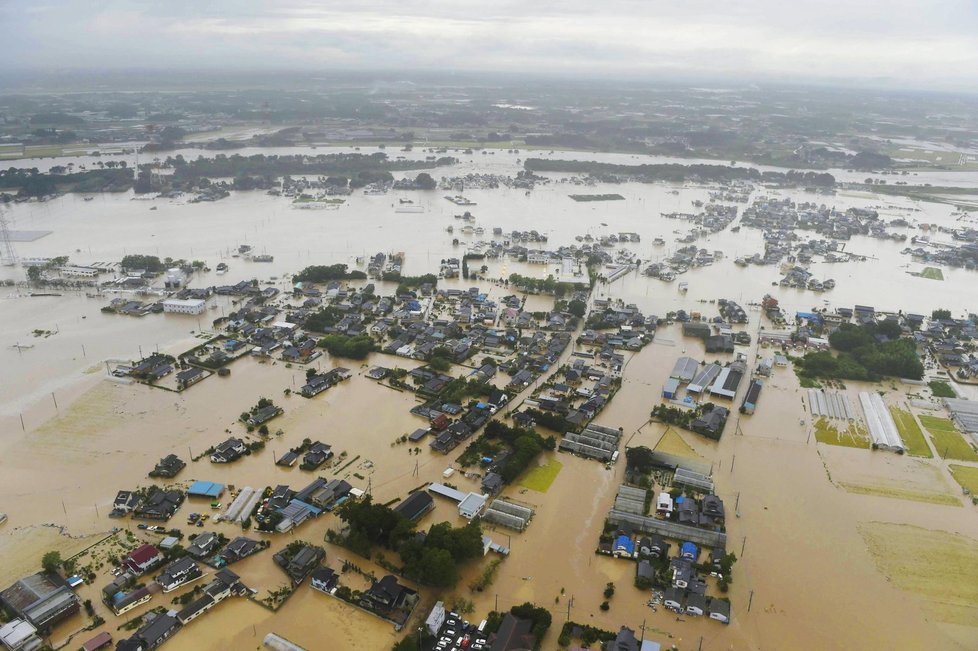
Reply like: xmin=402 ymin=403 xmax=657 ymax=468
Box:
xmin=0 ymin=205 xmax=18 ymax=266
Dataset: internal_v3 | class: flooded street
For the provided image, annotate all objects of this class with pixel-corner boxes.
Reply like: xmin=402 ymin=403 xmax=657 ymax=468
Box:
xmin=2 ymin=147 xmax=977 ymax=650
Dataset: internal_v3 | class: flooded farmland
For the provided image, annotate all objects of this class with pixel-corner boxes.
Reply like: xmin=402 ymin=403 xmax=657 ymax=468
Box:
xmin=2 ymin=147 xmax=978 ymax=651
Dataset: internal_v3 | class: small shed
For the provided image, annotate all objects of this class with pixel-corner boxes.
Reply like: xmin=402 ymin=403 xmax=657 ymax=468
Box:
xmin=187 ymin=481 xmax=224 ymax=498
xmin=159 ymin=536 xmax=180 ymax=551
xmin=82 ymin=632 xmax=113 ymax=651
xmin=662 ymin=378 xmax=681 ymax=400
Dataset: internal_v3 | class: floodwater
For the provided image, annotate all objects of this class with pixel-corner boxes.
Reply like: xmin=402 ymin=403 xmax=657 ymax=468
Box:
xmin=2 ymin=148 xmax=978 ymax=650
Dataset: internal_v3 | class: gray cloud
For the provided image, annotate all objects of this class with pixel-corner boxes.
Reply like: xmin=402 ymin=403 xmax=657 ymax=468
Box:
xmin=1 ymin=0 xmax=977 ymax=88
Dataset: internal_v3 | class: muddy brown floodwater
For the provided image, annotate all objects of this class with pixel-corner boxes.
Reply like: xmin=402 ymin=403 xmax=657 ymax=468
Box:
xmin=1 ymin=147 xmax=977 ymax=650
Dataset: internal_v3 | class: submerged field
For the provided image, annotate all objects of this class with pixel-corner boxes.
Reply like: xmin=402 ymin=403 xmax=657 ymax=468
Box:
xmin=814 ymin=417 xmax=870 ymax=449
xmin=920 ymin=266 xmax=945 ymax=281
xmin=839 ymin=482 xmax=961 ymax=506
xmin=653 ymin=427 xmax=702 ymax=458
xmin=860 ymin=522 xmax=978 ymax=626
xmin=949 ymin=465 xmax=978 ymax=494
xmin=519 ymin=459 xmax=562 ymax=493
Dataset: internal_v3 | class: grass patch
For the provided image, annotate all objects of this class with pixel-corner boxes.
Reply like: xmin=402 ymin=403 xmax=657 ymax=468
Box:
xmin=653 ymin=427 xmax=702 ymax=459
xmin=840 ymin=482 xmax=960 ymax=506
xmin=889 ymin=407 xmax=933 ymax=458
xmin=795 ymin=370 xmax=821 ymax=388
xmin=859 ymin=522 xmax=978 ymax=625
xmin=520 ymin=460 xmax=562 ymax=493
xmin=920 ymin=267 xmax=945 ymax=281
xmin=813 ymin=417 xmax=871 ymax=449
xmin=919 ymin=417 xmax=978 ymax=461
xmin=949 ymin=465 xmax=978 ymax=494
xmin=927 ymin=380 xmax=956 ymax=398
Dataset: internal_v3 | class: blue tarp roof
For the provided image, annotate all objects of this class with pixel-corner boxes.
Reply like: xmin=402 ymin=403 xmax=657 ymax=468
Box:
xmin=681 ymin=542 xmax=699 ymax=556
xmin=614 ymin=535 xmax=635 ymax=553
xmin=187 ymin=480 xmax=224 ymax=498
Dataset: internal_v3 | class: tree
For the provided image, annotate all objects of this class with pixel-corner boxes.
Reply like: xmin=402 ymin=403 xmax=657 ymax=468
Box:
xmin=26 ymin=266 xmax=42 ymax=282
xmin=932 ymin=308 xmax=952 ymax=320
xmin=120 ymin=254 xmax=163 ymax=273
xmin=625 ymin=446 xmax=656 ymax=474
xmin=317 ymin=334 xmax=376 ymax=359
xmin=567 ymin=299 xmax=587 ymax=318
xmin=414 ymin=173 xmax=437 ymax=190
xmin=41 ymin=551 xmax=62 ymax=574
xmin=876 ymin=320 xmax=902 ymax=339
xmin=428 ymin=355 xmax=451 ymax=372
xmin=295 ymin=264 xmax=351 ymax=283
xmin=510 ymin=602 xmax=553 ymax=640
xmin=417 ymin=548 xmax=459 ymax=586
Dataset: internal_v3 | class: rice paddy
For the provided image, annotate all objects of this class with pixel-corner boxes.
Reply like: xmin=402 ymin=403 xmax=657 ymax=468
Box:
xmin=653 ymin=427 xmax=702 ymax=458
xmin=520 ymin=459 xmax=562 ymax=493
xmin=889 ymin=407 xmax=933 ymax=458
xmin=920 ymin=267 xmax=945 ymax=281
xmin=948 ymin=465 xmax=978 ymax=495
xmin=813 ymin=417 xmax=870 ymax=449
xmin=919 ymin=416 xmax=978 ymax=461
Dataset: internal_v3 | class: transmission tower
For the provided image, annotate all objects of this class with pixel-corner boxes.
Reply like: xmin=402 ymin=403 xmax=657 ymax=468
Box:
xmin=0 ymin=205 xmax=18 ymax=266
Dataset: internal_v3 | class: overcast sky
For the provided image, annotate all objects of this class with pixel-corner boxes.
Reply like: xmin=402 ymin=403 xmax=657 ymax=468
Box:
xmin=2 ymin=0 xmax=977 ymax=89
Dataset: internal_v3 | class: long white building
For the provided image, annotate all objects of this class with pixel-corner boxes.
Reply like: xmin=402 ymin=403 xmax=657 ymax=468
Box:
xmin=859 ymin=392 xmax=905 ymax=452
xmin=162 ymin=298 xmax=206 ymax=315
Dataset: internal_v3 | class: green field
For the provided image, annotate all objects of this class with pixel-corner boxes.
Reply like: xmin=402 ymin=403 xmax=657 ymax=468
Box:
xmin=919 ymin=416 xmax=978 ymax=461
xmin=948 ymin=465 xmax=978 ymax=494
xmin=889 ymin=407 xmax=933 ymax=457
xmin=927 ymin=380 xmax=956 ymax=398
xmin=814 ymin=417 xmax=870 ymax=449
xmin=520 ymin=460 xmax=563 ymax=493
xmin=920 ymin=267 xmax=944 ymax=281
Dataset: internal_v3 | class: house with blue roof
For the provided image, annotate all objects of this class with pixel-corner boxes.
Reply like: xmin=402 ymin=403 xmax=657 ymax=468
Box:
xmin=613 ymin=535 xmax=636 ymax=558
